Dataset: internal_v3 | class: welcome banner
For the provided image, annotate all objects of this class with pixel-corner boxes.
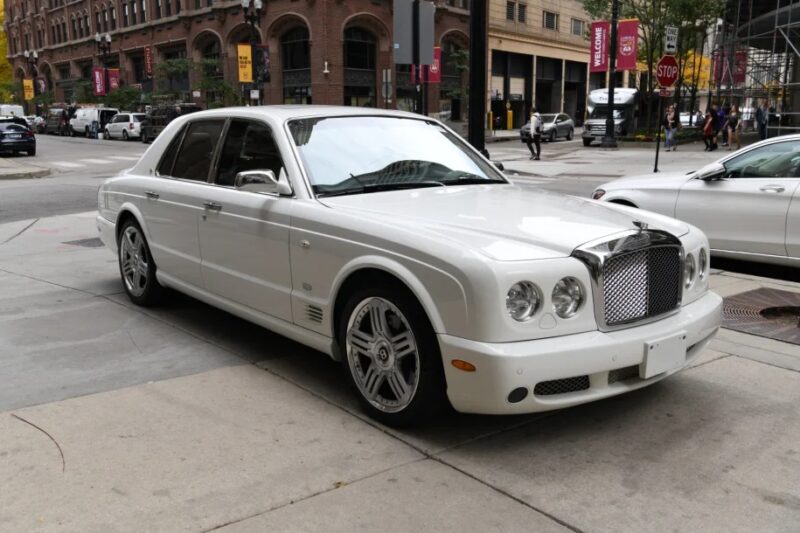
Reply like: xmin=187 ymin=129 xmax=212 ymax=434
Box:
xmin=589 ymin=21 xmax=610 ymax=73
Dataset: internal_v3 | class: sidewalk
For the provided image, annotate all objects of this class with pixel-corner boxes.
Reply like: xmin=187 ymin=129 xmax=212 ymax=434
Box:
xmin=0 ymin=156 xmax=51 ymax=180
xmin=0 ymin=211 xmax=798 ymax=531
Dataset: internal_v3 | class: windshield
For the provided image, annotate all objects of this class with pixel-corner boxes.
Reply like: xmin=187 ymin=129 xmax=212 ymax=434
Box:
xmin=540 ymin=114 xmax=557 ymax=123
xmin=289 ymin=116 xmax=507 ymax=197
xmin=589 ymin=107 xmax=625 ymax=120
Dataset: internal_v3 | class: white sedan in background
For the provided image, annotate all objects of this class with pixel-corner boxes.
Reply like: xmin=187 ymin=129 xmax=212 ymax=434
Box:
xmin=96 ymin=106 xmax=721 ymax=426
xmin=593 ymin=135 xmax=800 ymax=267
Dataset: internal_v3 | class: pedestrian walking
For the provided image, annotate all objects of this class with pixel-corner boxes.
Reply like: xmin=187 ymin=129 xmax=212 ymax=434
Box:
xmin=526 ymin=107 xmax=542 ymax=160
xmin=710 ymin=104 xmax=720 ymax=151
xmin=756 ymin=100 xmax=769 ymax=140
xmin=727 ymin=105 xmax=742 ymax=151
xmin=720 ymin=104 xmax=730 ymax=146
xmin=703 ymin=109 xmax=715 ymax=151
xmin=664 ymin=105 xmax=678 ymax=152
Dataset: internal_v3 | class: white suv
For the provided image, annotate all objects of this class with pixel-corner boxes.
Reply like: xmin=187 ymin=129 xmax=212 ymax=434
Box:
xmin=104 ymin=112 xmax=145 ymax=140
xmin=70 ymin=107 xmax=118 ymax=137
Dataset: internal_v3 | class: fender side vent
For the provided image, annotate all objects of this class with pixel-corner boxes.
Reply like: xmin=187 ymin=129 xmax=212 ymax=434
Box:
xmin=306 ymin=305 xmax=323 ymax=324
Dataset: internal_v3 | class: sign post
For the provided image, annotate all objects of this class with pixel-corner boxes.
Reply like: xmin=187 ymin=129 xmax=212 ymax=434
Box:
xmin=654 ymin=54 xmax=679 ymax=172
xmin=665 ymin=25 xmax=678 ymax=55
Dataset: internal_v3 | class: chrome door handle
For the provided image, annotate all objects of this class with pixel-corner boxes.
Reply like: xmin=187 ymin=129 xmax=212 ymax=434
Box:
xmin=203 ymin=201 xmax=222 ymax=211
xmin=144 ymin=190 xmax=159 ymax=199
xmin=759 ymin=185 xmax=785 ymax=193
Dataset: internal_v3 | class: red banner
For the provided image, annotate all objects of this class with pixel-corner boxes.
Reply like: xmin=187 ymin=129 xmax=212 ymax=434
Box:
xmin=92 ymin=67 xmax=106 ymax=96
xmin=616 ymin=19 xmax=639 ymax=71
xmin=427 ymin=46 xmax=441 ymax=83
xmin=144 ymin=46 xmax=153 ymax=76
xmin=713 ymin=50 xmax=747 ymax=85
xmin=108 ymin=68 xmax=120 ymax=91
xmin=589 ymin=21 xmax=610 ymax=73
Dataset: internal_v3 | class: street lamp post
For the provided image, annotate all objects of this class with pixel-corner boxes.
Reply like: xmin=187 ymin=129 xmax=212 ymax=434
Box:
xmin=95 ymin=32 xmax=112 ymax=96
xmin=241 ymin=0 xmax=264 ymax=105
xmin=23 ymin=50 xmax=38 ymax=114
xmin=601 ymin=0 xmax=619 ymax=148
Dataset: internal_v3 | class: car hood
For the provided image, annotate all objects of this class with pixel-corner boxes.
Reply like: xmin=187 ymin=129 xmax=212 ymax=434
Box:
xmin=602 ymin=170 xmax=697 ymax=190
xmin=319 ymin=185 xmax=689 ymax=261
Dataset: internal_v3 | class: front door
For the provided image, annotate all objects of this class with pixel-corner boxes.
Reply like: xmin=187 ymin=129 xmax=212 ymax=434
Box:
xmin=199 ymin=118 xmax=293 ymax=321
xmin=676 ymin=140 xmax=800 ymax=256
xmin=140 ymin=119 xmax=225 ymax=287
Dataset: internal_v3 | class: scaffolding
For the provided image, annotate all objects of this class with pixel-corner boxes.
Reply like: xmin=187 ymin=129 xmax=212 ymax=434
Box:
xmin=716 ymin=0 xmax=800 ymax=134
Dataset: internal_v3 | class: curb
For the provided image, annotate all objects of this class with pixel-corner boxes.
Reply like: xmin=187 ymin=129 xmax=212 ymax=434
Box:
xmin=485 ymin=135 xmax=519 ymax=143
xmin=0 ymin=168 xmax=52 ymax=180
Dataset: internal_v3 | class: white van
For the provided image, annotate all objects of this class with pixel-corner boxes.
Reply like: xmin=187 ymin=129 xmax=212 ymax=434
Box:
xmin=0 ymin=104 xmax=25 ymax=117
xmin=70 ymin=107 xmax=119 ymax=137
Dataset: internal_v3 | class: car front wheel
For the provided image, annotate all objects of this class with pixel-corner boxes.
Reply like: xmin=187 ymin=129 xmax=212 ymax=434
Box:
xmin=339 ymin=284 xmax=446 ymax=426
xmin=566 ymin=128 xmax=573 ymax=140
xmin=118 ymin=220 xmax=163 ymax=306
xmin=122 ymin=130 xmax=129 ymax=141
xmin=549 ymin=130 xmax=557 ymax=142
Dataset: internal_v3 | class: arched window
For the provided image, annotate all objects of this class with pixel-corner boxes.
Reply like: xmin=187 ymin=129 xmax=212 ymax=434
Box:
xmin=440 ymin=39 xmax=467 ymax=121
xmin=343 ymin=27 xmax=376 ymax=107
xmin=281 ymin=26 xmax=310 ymax=104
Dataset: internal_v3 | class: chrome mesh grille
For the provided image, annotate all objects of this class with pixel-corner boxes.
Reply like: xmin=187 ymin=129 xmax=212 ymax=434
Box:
xmin=534 ymin=376 xmax=590 ymax=396
xmin=603 ymin=246 xmax=681 ymax=326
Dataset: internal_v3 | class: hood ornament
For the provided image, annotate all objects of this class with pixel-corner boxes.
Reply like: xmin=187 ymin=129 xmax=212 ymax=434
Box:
xmin=633 ymin=220 xmax=648 ymax=232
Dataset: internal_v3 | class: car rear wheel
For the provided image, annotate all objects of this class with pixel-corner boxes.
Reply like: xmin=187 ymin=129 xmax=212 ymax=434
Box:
xmin=339 ymin=284 xmax=447 ymax=427
xmin=104 ymin=129 xmax=111 ymax=140
xmin=27 ymin=148 xmax=35 ymax=156
xmin=566 ymin=128 xmax=573 ymax=140
xmin=118 ymin=220 xmax=163 ymax=306
xmin=122 ymin=130 xmax=129 ymax=141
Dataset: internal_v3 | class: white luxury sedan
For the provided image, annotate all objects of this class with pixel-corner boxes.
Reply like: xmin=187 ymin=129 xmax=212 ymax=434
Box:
xmin=593 ymin=135 xmax=800 ymax=266
xmin=97 ymin=106 xmax=722 ymax=426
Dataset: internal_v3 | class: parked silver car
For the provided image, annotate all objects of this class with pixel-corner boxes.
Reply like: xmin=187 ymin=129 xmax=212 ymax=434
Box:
xmin=520 ymin=113 xmax=575 ymax=142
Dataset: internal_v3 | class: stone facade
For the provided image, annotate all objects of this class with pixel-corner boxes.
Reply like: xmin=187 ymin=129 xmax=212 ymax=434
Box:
xmin=4 ymin=0 xmax=469 ymax=117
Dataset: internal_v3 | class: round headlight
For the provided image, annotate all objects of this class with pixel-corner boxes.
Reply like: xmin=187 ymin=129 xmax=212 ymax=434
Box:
xmin=552 ymin=277 xmax=584 ymax=318
xmin=684 ymin=254 xmax=696 ymax=289
xmin=506 ymin=281 xmax=542 ymax=322
xmin=698 ymin=249 xmax=708 ymax=280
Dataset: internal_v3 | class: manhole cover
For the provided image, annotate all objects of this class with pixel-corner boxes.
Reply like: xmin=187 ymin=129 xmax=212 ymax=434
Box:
xmin=63 ymin=237 xmax=104 ymax=248
xmin=723 ymin=288 xmax=800 ymax=345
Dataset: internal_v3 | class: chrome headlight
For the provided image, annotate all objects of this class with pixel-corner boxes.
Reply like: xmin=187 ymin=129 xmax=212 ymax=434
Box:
xmin=683 ymin=253 xmax=696 ymax=289
xmin=698 ymin=248 xmax=708 ymax=280
xmin=506 ymin=281 xmax=542 ymax=322
xmin=552 ymin=277 xmax=584 ymax=318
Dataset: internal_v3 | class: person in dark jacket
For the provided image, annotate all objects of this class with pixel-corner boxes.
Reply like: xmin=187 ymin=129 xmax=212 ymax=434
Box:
xmin=755 ymin=100 xmax=769 ymax=140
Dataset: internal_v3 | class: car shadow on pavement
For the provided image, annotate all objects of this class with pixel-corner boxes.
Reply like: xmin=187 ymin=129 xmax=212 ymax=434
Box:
xmin=712 ymin=257 xmax=800 ymax=283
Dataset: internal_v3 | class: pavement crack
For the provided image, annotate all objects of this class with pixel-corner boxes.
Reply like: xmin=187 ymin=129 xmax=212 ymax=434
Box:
xmin=126 ymin=329 xmax=143 ymax=354
xmin=1 ymin=217 xmax=39 ymax=244
xmin=11 ymin=413 xmax=66 ymax=473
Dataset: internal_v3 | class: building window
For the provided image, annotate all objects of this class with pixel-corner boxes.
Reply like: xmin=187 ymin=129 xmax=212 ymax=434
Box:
xmin=164 ymin=0 xmax=171 ymax=16
xmin=96 ymin=11 xmax=101 ymax=32
xmin=111 ymin=8 xmax=116 ymax=29
xmin=155 ymin=0 xmax=161 ymax=18
xmin=71 ymin=18 xmax=77 ymax=39
xmin=58 ymin=65 xmax=69 ymax=80
xmin=84 ymin=15 xmax=89 ymax=35
xmin=543 ymin=11 xmax=558 ymax=31
xmin=517 ymin=4 xmax=526 ymax=23
xmin=61 ymin=22 xmax=67 ymax=41
xmin=343 ymin=27 xmax=376 ymax=107
xmin=132 ymin=56 xmax=145 ymax=82
xmin=130 ymin=2 xmax=137 ymax=25
xmin=140 ymin=0 xmax=146 ymax=21
xmin=506 ymin=1 xmax=514 ymax=21
xmin=123 ymin=4 xmax=128 ymax=26
xmin=281 ymin=26 xmax=311 ymax=104
xmin=571 ymin=18 xmax=585 ymax=36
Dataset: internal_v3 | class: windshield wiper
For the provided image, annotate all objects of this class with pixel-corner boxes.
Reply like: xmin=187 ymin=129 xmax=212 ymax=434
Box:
xmin=436 ymin=171 xmax=507 ymax=185
xmin=316 ymin=180 xmax=446 ymax=198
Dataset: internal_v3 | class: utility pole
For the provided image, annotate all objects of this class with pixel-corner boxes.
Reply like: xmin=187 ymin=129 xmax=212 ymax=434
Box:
xmin=468 ymin=0 xmax=488 ymax=153
xmin=601 ymin=0 xmax=619 ymax=148
xmin=412 ymin=0 xmax=422 ymax=115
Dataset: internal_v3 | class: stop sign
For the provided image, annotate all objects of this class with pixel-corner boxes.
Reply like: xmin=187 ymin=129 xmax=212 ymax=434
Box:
xmin=656 ymin=55 xmax=679 ymax=87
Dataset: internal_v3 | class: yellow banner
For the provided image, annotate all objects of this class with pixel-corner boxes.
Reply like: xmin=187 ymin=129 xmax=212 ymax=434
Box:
xmin=237 ymin=44 xmax=253 ymax=83
xmin=23 ymin=79 xmax=34 ymax=101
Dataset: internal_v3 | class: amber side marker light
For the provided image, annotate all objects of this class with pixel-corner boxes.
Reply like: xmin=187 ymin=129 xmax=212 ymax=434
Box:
xmin=451 ymin=359 xmax=476 ymax=372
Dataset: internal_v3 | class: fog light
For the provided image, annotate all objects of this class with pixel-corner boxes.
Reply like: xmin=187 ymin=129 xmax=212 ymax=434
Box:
xmin=507 ymin=387 xmax=528 ymax=403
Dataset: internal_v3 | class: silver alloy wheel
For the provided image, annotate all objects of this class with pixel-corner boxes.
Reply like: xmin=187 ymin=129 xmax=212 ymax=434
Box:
xmin=119 ymin=226 xmax=150 ymax=298
xmin=346 ymin=297 xmax=420 ymax=413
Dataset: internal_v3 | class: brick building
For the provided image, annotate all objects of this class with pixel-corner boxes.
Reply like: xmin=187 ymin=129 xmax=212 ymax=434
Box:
xmin=4 ymin=0 xmax=470 ymax=118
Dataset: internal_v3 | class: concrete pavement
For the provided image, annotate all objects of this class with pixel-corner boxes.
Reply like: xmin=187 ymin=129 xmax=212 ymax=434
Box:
xmin=1 ymin=209 xmax=799 ymax=532
xmin=0 ymin=155 xmax=51 ymax=180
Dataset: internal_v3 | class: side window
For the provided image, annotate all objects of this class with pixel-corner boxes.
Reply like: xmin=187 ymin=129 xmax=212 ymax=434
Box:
xmin=171 ymin=120 xmax=225 ymax=181
xmin=156 ymin=125 xmax=186 ymax=177
xmin=214 ymin=119 xmax=285 ymax=187
xmin=724 ymin=141 xmax=800 ymax=178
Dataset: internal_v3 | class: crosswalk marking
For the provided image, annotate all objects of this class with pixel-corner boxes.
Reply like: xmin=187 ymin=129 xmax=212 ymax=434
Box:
xmin=51 ymin=161 xmax=84 ymax=168
xmin=79 ymin=158 xmax=114 ymax=164
xmin=109 ymin=156 xmax=140 ymax=161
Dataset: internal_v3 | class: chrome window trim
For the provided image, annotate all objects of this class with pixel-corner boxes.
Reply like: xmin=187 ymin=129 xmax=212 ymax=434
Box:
xmin=573 ymin=229 xmax=684 ymax=332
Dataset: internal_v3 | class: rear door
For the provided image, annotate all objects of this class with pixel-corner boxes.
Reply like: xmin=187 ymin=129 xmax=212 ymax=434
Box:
xmin=676 ymin=140 xmax=800 ymax=256
xmin=139 ymin=119 xmax=225 ymax=287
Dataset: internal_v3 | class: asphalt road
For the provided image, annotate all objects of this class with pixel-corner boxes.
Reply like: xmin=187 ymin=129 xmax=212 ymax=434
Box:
xmin=0 ymin=133 xmax=147 ymax=223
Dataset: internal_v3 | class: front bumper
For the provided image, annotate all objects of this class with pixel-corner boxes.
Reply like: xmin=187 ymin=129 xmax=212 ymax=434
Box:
xmin=440 ymin=291 xmax=722 ymax=414
xmin=97 ymin=214 xmax=117 ymax=253
xmin=0 ymin=140 xmax=35 ymax=153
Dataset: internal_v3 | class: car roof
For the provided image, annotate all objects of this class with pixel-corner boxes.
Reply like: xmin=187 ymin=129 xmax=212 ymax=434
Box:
xmin=183 ymin=105 xmax=424 ymax=122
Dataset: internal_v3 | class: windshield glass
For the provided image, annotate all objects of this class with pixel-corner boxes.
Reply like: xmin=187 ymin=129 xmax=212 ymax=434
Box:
xmin=289 ymin=116 xmax=507 ymax=197
xmin=589 ymin=107 xmax=625 ymax=119
xmin=540 ymin=114 xmax=557 ymax=122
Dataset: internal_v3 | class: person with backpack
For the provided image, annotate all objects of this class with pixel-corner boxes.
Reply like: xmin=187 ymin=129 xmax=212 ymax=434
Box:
xmin=526 ymin=107 xmax=542 ymax=160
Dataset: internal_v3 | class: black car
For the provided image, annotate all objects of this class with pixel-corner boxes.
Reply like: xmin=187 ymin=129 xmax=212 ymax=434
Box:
xmin=44 ymin=108 xmax=68 ymax=135
xmin=0 ymin=118 xmax=36 ymax=156
xmin=140 ymin=103 xmax=202 ymax=143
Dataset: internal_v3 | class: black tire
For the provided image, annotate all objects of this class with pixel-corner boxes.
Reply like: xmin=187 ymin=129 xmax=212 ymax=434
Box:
xmin=549 ymin=130 xmax=557 ymax=142
xmin=27 ymin=148 xmax=35 ymax=156
xmin=566 ymin=128 xmax=573 ymax=140
xmin=117 ymin=219 xmax=164 ymax=306
xmin=122 ymin=130 xmax=129 ymax=141
xmin=104 ymin=129 xmax=111 ymax=140
xmin=338 ymin=282 xmax=447 ymax=427
xmin=583 ymin=138 xmax=592 ymax=147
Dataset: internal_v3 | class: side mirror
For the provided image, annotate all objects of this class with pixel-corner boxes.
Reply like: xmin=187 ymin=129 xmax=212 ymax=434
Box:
xmin=234 ymin=169 xmax=293 ymax=196
xmin=697 ymin=162 xmax=726 ymax=181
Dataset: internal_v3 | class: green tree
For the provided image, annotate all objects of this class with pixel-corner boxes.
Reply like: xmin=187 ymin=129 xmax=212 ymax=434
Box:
xmin=0 ymin=0 xmax=15 ymax=100
xmin=102 ymin=85 xmax=143 ymax=110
